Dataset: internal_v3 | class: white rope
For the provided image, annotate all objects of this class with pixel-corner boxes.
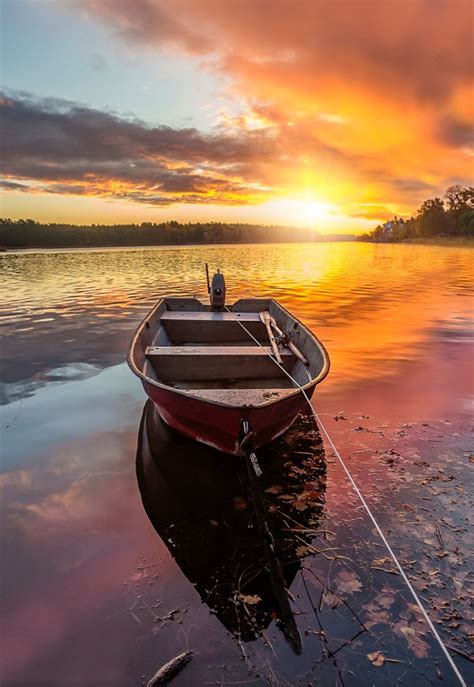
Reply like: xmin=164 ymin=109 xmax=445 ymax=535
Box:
xmin=225 ymin=306 xmax=467 ymax=686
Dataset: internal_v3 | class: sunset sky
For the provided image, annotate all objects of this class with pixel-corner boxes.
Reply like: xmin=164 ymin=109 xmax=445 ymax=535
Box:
xmin=1 ymin=0 xmax=473 ymax=233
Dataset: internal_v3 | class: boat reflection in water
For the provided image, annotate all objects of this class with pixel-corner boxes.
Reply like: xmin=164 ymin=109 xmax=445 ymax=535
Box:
xmin=136 ymin=401 xmax=326 ymax=651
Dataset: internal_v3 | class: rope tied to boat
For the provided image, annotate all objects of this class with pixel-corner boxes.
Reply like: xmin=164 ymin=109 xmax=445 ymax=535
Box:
xmin=225 ymin=305 xmax=467 ymax=687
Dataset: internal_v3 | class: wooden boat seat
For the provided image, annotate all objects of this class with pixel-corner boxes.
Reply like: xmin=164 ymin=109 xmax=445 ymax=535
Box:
xmin=145 ymin=345 xmax=294 ymax=381
xmin=181 ymin=388 xmax=296 ymax=407
xmin=161 ymin=311 xmax=267 ymax=343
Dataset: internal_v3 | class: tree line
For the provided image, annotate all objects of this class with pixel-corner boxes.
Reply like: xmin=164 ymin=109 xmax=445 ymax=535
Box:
xmin=0 ymin=220 xmax=323 ymax=249
xmin=357 ymin=186 xmax=474 ymax=242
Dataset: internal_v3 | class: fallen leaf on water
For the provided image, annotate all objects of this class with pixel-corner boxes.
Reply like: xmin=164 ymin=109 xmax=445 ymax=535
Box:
xmin=264 ymin=485 xmax=282 ymax=495
xmin=334 ymin=570 xmax=362 ymax=595
xmin=237 ymin=593 xmax=261 ymax=605
xmin=400 ymin=626 xmax=415 ymax=637
xmin=300 ymin=489 xmax=322 ymax=502
xmin=397 ymin=624 xmax=429 ymax=658
xmin=293 ymin=500 xmax=310 ymax=511
xmin=364 ymin=609 xmax=390 ymax=629
xmin=289 ymin=466 xmax=306 ymax=476
xmin=367 ymin=651 xmax=385 ymax=667
xmin=372 ymin=557 xmax=391 ymax=566
xmin=321 ymin=591 xmax=340 ymax=609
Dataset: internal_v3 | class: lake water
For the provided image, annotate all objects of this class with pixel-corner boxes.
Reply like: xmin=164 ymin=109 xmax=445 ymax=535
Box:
xmin=1 ymin=242 xmax=473 ymax=686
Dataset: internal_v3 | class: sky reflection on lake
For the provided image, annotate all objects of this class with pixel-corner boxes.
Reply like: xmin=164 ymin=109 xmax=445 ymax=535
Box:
xmin=1 ymin=243 xmax=473 ymax=686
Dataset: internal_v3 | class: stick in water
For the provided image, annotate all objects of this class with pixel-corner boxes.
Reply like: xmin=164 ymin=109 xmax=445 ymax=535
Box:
xmin=146 ymin=651 xmax=193 ymax=687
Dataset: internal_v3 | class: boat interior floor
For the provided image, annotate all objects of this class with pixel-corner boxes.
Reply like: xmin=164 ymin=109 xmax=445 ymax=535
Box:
xmin=143 ymin=309 xmax=307 ymax=404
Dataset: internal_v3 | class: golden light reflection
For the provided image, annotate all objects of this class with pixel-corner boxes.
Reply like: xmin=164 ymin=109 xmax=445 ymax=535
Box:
xmin=8 ymin=242 xmax=471 ymax=399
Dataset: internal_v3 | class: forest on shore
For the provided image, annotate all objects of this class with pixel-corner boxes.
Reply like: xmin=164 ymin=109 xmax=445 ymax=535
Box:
xmin=357 ymin=185 xmax=474 ymax=242
xmin=2 ymin=185 xmax=472 ymax=249
xmin=0 ymin=220 xmax=354 ymax=249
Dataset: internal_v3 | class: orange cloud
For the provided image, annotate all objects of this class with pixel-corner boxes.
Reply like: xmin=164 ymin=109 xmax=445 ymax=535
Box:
xmin=0 ymin=91 xmax=277 ymax=207
xmin=4 ymin=1 xmax=473 ymax=227
xmin=76 ymin=0 xmax=473 ymax=219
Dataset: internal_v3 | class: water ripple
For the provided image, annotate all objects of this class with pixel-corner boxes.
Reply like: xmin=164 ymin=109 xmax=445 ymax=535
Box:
xmin=1 ymin=243 xmax=472 ymax=403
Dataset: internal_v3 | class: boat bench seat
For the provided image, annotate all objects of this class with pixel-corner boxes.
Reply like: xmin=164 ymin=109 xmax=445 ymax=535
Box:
xmin=145 ymin=345 xmax=294 ymax=381
xmin=182 ymin=388 xmax=295 ymax=407
xmin=161 ymin=310 xmax=267 ymax=343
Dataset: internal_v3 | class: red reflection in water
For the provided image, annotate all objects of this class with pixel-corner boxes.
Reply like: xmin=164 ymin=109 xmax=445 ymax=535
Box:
xmin=1 ymin=243 xmax=472 ymax=685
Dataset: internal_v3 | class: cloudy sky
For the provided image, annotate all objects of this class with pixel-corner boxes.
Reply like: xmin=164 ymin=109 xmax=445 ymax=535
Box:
xmin=1 ymin=0 xmax=473 ymax=232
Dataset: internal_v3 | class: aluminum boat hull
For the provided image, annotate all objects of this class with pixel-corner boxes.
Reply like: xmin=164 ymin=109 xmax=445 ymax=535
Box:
xmin=142 ymin=379 xmax=315 ymax=455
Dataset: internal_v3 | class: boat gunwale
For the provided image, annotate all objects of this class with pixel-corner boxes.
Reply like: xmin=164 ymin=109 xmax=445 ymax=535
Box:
xmin=127 ymin=297 xmax=330 ymax=409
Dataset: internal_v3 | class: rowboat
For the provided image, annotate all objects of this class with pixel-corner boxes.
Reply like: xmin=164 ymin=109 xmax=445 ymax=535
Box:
xmin=128 ymin=268 xmax=330 ymax=455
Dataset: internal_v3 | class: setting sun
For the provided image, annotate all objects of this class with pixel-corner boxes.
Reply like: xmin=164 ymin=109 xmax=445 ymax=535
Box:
xmin=298 ymin=199 xmax=335 ymax=226
xmin=258 ymin=198 xmax=336 ymax=229
xmin=1 ymin=0 xmax=472 ymax=231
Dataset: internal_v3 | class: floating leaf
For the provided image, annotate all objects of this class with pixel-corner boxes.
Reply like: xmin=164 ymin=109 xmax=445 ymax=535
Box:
xmin=400 ymin=626 xmax=415 ymax=637
xmin=334 ymin=570 xmax=362 ymax=595
xmin=367 ymin=651 xmax=385 ymax=666
xmin=237 ymin=593 xmax=261 ymax=605
xmin=264 ymin=485 xmax=282 ymax=495
xmin=397 ymin=624 xmax=429 ymax=658
xmin=300 ymin=489 xmax=322 ymax=502
xmin=293 ymin=500 xmax=310 ymax=511
xmin=372 ymin=557 xmax=391 ymax=566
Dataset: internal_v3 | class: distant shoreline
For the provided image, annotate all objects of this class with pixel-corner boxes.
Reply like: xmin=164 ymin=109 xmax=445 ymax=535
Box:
xmin=357 ymin=236 xmax=474 ymax=247
xmin=401 ymin=236 xmax=474 ymax=247
xmin=0 ymin=219 xmax=356 ymax=250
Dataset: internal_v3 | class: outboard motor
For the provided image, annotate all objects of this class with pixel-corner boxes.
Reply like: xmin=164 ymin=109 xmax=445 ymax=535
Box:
xmin=206 ymin=264 xmax=226 ymax=311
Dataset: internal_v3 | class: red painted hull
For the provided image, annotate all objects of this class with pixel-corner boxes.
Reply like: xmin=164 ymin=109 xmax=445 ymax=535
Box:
xmin=143 ymin=380 xmax=316 ymax=455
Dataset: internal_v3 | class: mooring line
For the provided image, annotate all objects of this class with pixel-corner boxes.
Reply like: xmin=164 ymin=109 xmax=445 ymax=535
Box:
xmin=225 ymin=306 xmax=467 ymax=687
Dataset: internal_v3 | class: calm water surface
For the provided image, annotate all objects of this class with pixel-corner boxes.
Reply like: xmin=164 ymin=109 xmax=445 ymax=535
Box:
xmin=1 ymin=243 xmax=473 ymax=686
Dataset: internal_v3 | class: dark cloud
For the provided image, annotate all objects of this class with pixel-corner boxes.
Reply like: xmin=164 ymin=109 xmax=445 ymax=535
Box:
xmin=389 ymin=179 xmax=437 ymax=193
xmin=0 ymin=179 xmax=29 ymax=191
xmin=438 ymin=116 xmax=474 ymax=148
xmin=1 ymin=91 xmax=273 ymax=165
xmin=0 ymin=91 xmax=276 ymax=205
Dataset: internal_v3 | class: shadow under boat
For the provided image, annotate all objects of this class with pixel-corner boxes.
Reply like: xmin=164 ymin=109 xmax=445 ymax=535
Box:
xmin=136 ymin=400 xmax=327 ymax=651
